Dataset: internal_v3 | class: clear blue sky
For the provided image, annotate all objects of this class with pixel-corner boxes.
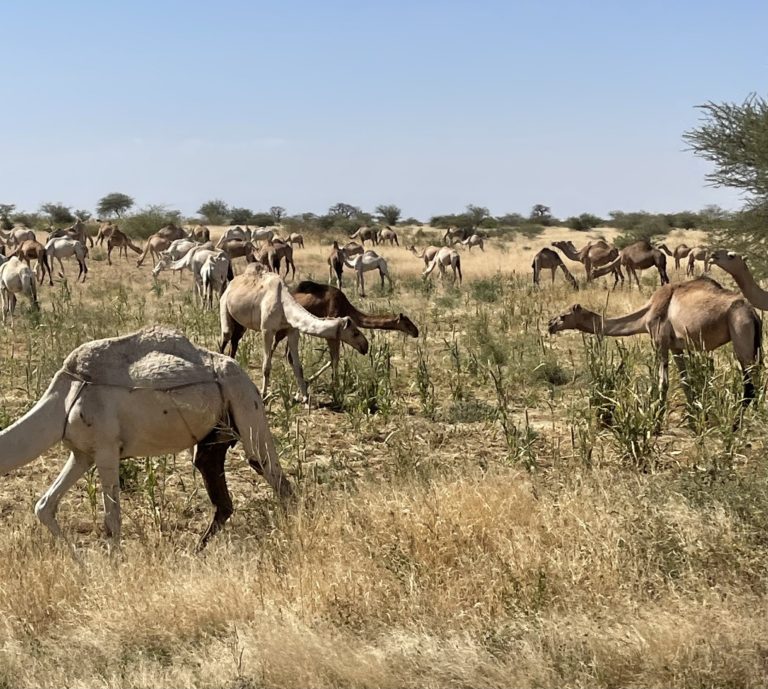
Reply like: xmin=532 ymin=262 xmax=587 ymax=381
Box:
xmin=2 ymin=1 xmax=766 ymax=220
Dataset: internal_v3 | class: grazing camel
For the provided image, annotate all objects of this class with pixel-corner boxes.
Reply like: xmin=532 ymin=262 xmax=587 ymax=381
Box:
xmin=552 ymin=240 xmax=621 ymax=283
xmin=710 ymin=250 xmax=768 ymax=311
xmin=257 ymin=241 xmax=296 ymax=279
xmin=408 ymin=244 xmax=440 ymax=266
xmin=532 ymin=248 xmax=578 ymax=289
xmin=659 ymin=243 xmax=692 ymax=271
xmin=156 ymin=247 xmax=231 ymax=302
xmin=686 ymin=247 xmax=710 ymax=276
xmin=591 ymin=240 xmax=669 ymax=289
xmin=286 ymin=233 xmax=305 ymax=249
xmin=442 ymin=227 xmax=466 ymax=245
xmin=45 ymin=237 xmax=88 ymax=283
xmin=275 ymin=280 xmax=419 ymax=380
xmin=0 ymin=256 xmax=38 ymax=321
xmin=137 ymin=234 xmax=171 ymax=267
xmin=0 ymin=326 xmax=293 ymax=549
xmin=155 ymin=223 xmax=187 ymax=241
xmin=200 ymin=252 xmax=231 ymax=309
xmin=15 ymin=239 xmax=52 ymax=285
xmin=2 ymin=227 xmax=36 ymax=249
xmin=453 ymin=234 xmax=484 ymax=251
xmin=187 ymin=224 xmax=211 ymax=243
xmin=344 ymin=250 xmax=393 ymax=297
xmin=342 ymin=241 xmax=364 ymax=256
xmin=219 ymin=266 xmax=369 ymax=401
xmin=378 ymin=227 xmax=399 ymax=246
xmin=106 ymin=228 xmax=141 ymax=265
xmin=48 ymin=217 xmax=94 ymax=248
xmin=423 ymin=246 xmax=462 ymax=285
xmin=350 ymin=226 xmax=378 ymax=246
xmin=219 ymin=238 xmax=257 ymax=266
xmin=548 ymin=277 xmax=761 ymax=417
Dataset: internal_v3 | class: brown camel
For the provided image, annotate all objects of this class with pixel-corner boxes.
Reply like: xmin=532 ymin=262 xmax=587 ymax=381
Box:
xmin=274 ymin=280 xmax=419 ymax=380
xmin=15 ymin=239 xmax=52 ymax=285
xmin=95 ymin=221 xmax=116 ymax=246
xmin=710 ymin=250 xmax=768 ymax=311
xmin=552 ymin=240 xmax=621 ymax=283
xmin=156 ymin=223 xmax=187 ymax=241
xmin=342 ymin=241 xmax=364 ymax=256
xmin=532 ymin=248 xmax=578 ymax=289
xmin=658 ymin=243 xmax=692 ymax=271
xmin=408 ymin=244 xmax=440 ymax=266
xmin=548 ymin=277 xmax=761 ymax=417
xmin=328 ymin=241 xmax=346 ymax=287
xmin=442 ymin=227 xmax=467 ymax=245
xmin=48 ymin=217 xmax=94 ymax=248
xmin=137 ymin=234 xmax=172 ymax=267
xmin=378 ymin=227 xmax=399 ymax=246
xmin=106 ymin=228 xmax=142 ymax=265
xmin=286 ymin=233 xmax=305 ymax=249
xmin=257 ymin=241 xmax=296 ymax=279
xmin=219 ymin=238 xmax=257 ymax=262
xmin=188 ymin=224 xmax=211 ymax=243
xmin=591 ymin=240 xmax=669 ymax=289
xmin=349 ymin=226 xmax=378 ymax=246
xmin=686 ymin=247 xmax=710 ymax=276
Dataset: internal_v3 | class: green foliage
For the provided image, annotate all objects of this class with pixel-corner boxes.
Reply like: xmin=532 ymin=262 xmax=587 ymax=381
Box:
xmin=40 ymin=202 xmax=74 ymax=225
xmin=375 ymin=204 xmax=401 ymax=225
xmin=10 ymin=211 xmax=42 ymax=228
xmin=566 ymin=212 xmax=604 ymax=231
xmin=0 ymin=204 xmax=14 ymax=230
xmin=122 ymin=205 xmax=183 ymax=239
xmin=269 ymin=205 xmax=286 ymax=222
xmin=250 ymin=212 xmax=276 ymax=227
xmin=530 ymin=204 xmax=554 ymax=225
xmin=197 ymin=199 xmax=229 ymax=224
xmin=96 ymin=192 xmax=134 ymax=218
xmin=229 ymin=207 xmax=255 ymax=225
xmin=328 ymin=202 xmax=361 ymax=218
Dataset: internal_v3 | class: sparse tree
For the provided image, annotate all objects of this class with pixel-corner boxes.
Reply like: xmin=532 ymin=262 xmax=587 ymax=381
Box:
xmin=74 ymin=209 xmax=92 ymax=222
xmin=466 ymin=204 xmax=489 ymax=229
xmin=40 ymin=202 xmax=75 ymax=225
xmin=96 ymin=192 xmax=134 ymax=218
xmin=328 ymin=202 xmax=361 ymax=219
xmin=269 ymin=206 xmax=286 ymax=223
xmin=375 ymin=204 xmax=401 ymax=225
xmin=198 ymin=199 xmax=229 ymax=225
xmin=0 ymin=204 xmax=15 ymax=231
xmin=229 ymin=207 xmax=254 ymax=225
xmin=530 ymin=204 xmax=551 ymax=220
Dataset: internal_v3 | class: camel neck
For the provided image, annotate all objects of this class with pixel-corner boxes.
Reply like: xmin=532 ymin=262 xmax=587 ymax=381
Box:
xmin=730 ymin=268 xmax=768 ymax=310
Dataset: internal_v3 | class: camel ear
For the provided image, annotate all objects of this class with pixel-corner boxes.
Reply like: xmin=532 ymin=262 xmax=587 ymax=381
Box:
xmin=727 ymin=251 xmax=736 ymax=258
xmin=572 ymin=304 xmax=583 ymax=312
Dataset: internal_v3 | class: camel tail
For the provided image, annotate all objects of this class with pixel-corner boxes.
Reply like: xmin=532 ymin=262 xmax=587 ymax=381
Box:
xmin=128 ymin=240 xmax=142 ymax=254
xmin=0 ymin=371 xmax=71 ymax=475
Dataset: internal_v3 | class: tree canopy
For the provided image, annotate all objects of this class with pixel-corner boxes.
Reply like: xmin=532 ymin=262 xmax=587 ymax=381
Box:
xmin=198 ymin=199 xmax=229 ymax=225
xmin=40 ymin=202 xmax=75 ymax=225
xmin=375 ymin=204 xmax=401 ymax=225
xmin=97 ymin=192 xmax=134 ymax=218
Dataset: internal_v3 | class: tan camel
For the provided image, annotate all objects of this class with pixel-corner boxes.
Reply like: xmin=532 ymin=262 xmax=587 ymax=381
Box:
xmin=342 ymin=241 xmax=364 ymax=256
xmin=219 ymin=238 xmax=257 ymax=266
xmin=408 ymin=244 xmax=440 ymax=266
xmin=155 ymin=223 xmax=187 ymax=241
xmin=349 ymin=226 xmax=378 ymax=246
xmin=106 ymin=228 xmax=142 ymax=265
xmin=532 ymin=248 xmax=578 ymax=289
xmin=552 ymin=239 xmax=621 ymax=282
xmin=257 ymin=240 xmax=296 ymax=279
xmin=344 ymin=250 xmax=393 ymax=297
xmin=274 ymin=280 xmax=419 ymax=380
xmin=442 ymin=227 xmax=466 ymax=245
xmin=2 ymin=227 xmax=36 ymax=249
xmin=710 ymin=250 xmax=768 ymax=310
xmin=286 ymin=233 xmax=304 ymax=249
xmin=95 ymin=221 xmax=116 ymax=246
xmin=378 ymin=227 xmax=399 ymax=246
xmin=0 ymin=326 xmax=293 ymax=549
xmin=15 ymin=239 xmax=52 ymax=285
xmin=216 ymin=226 xmax=251 ymax=247
xmin=0 ymin=256 xmax=38 ymax=321
xmin=423 ymin=246 xmax=462 ymax=285
xmin=686 ymin=247 xmax=710 ymax=276
xmin=328 ymin=241 xmax=346 ymax=287
xmin=45 ymin=237 xmax=88 ymax=283
xmin=591 ymin=240 xmax=669 ymax=289
xmin=48 ymin=217 xmax=94 ymax=248
xmin=453 ymin=234 xmax=484 ymax=251
xmin=219 ymin=266 xmax=369 ymax=401
xmin=137 ymin=234 xmax=171 ymax=267
xmin=547 ymin=277 xmax=761 ymax=415
xmin=188 ymin=224 xmax=211 ymax=243
xmin=658 ymin=243 xmax=692 ymax=271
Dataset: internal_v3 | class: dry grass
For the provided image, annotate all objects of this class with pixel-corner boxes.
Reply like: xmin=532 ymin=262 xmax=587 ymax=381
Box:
xmin=0 ymin=226 xmax=767 ymax=688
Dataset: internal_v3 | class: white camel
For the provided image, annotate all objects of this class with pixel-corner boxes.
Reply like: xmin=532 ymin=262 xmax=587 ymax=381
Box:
xmin=219 ymin=265 xmax=369 ymax=401
xmin=45 ymin=237 xmax=88 ymax=282
xmin=408 ymin=244 xmax=440 ymax=266
xmin=453 ymin=234 xmax=484 ymax=251
xmin=0 ymin=256 xmax=38 ymax=322
xmin=343 ymin=250 xmax=393 ymax=297
xmin=423 ymin=246 xmax=462 ymax=285
xmin=0 ymin=327 xmax=293 ymax=549
xmin=251 ymin=227 xmax=275 ymax=245
xmin=285 ymin=233 xmax=305 ymax=249
xmin=201 ymin=252 xmax=231 ymax=309
xmin=216 ymin=226 xmax=252 ymax=248
xmin=1 ymin=227 xmax=36 ymax=249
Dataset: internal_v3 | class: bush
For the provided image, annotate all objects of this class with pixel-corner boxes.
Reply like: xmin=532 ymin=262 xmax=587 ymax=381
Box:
xmin=567 ymin=213 xmax=604 ymax=231
xmin=121 ymin=205 xmax=183 ymax=239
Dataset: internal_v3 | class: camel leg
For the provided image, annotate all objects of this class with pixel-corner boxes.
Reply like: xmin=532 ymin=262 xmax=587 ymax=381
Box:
xmin=107 ymin=244 xmax=113 ymax=266
xmin=226 ymin=320 xmax=246 ymax=357
xmin=57 ymin=256 xmax=66 ymax=278
xmin=35 ymin=450 xmax=93 ymax=540
xmin=673 ymin=351 xmax=695 ymax=410
xmin=656 ymin=348 xmax=670 ymax=431
xmin=358 ymin=270 xmax=366 ymax=298
xmin=261 ymin=330 xmax=275 ymax=395
xmin=286 ymin=329 xmax=309 ymax=401
xmin=79 ymin=258 xmax=87 ymax=282
xmin=94 ymin=450 xmax=121 ymax=546
xmin=308 ymin=337 xmax=341 ymax=384
xmin=193 ymin=429 xmax=235 ymax=550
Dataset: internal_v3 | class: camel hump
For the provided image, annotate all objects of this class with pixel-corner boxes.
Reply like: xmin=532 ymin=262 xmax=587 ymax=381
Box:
xmin=62 ymin=326 xmax=219 ymax=389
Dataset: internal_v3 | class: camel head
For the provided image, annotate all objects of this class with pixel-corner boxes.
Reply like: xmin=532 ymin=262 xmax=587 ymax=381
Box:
xmin=394 ymin=313 xmax=419 ymax=338
xmin=547 ymin=304 xmax=589 ymax=334
xmin=338 ymin=317 xmax=369 ymax=354
xmin=710 ymin=249 xmax=747 ymax=275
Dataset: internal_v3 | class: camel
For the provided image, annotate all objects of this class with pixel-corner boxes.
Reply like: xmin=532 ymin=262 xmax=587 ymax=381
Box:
xmin=286 ymin=233 xmax=304 ymax=249
xmin=106 ymin=228 xmax=142 ymax=265
xmin=1 ymin=227 xmax=36 ymax=249
xmin=328 ymin=241 xmax=346 ymax=287
xmin=251 ymin=227 xmax=275 ymax=245
xmin=0 ymin=326 xmax=293 ymax=549
xmin=453 ymin=234 xmax=484 ymax=251
xmin=591 ymin=240 xmax=669 ymax=289
xmin=423 ymin=246 xmax=462 ymax=285
xmin=659 ymin=243 xmax=692 ymax=271
xmin=350 ymin=226 xmax=378 ymax=246
xmin=45 ymin=237 xmax=88 ymax=283
xmin=342 ymin=241 xmax=364 ymax=256
xmin=216 ymin=226 xmax=251 ymax=248
xmin=378 ymin=227 xmax=399 ymax=246
xmin=155 ymin=223 xmax=187 ymax=241
xmin=200 ymin=252 xmax=231 ymax=309
xmin=547 ymin=277 xmax=761 ymax=418
xmin=710 ymin=250 xmax=768 ymax=311
xmin=0 ymin=256 xmax=38 ymax=322
xmin=219 ymin=238 xmax=257 ymax=265
xmin=48 ymin=217 xmax=94 ymax=248
xmin=532 ymin=248 xmax=578 ymax=289
xmin=137 ymin=234 xmax=171 ymax=267
xmin=257 ymin=241 xmax=296 ymax=279
xmin=442 ymin=227 xmax=466 ymax=245
xmin=219 ymin=266 xmax=369 ymax=401
xmin=686 ymin=247 xmax=710 ymax=276
xmin=162 ymin=238 xmax=200 ymax=261
xmin=274 ymin=280 xmax=419 ymax=381
xmin=155 ymin=247 xmax=231 ymax=301
xmin=15 ymin=239 xmax=52 ymax=285
xmin=552 ymin=240 xmax=621 ymax=283
xmin=344 ymin=250 xmax=393 ymax=297
xmin=95 ymin=221 xmax=116 ymax=246
xmin=408 ymin=244 xmax=440 ymax=266
xmin=187 ymin=224 xmax=211 ymax=243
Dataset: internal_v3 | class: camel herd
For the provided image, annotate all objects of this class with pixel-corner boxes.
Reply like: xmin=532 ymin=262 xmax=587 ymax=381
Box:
xmin=0 ymin=217 xmax=764 ymax=552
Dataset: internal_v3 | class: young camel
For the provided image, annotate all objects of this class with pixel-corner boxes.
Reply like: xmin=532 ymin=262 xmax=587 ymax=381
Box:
xmin=686 ymin=247 xmax=710 ymax=276
xmin=219 ymin=266 xmax=369 ymax=401
xmin=453 ymin=234 xmax=484 ymax=251
xmin=0 ymin=326 xmax=293 ymax=550
xmin=106 ymin=228 xmax=142 ymax=265
xmin=200 ymin=252 xmax=231 ymax=309
xmin=15 ymin=239 xmax=52 ymax=285
xmin=532 ymin=248 xmax=578 ymax=289
xmin=552 ymin=239 xmax=621 ymax=283
xmin=423 ymin=246 xmax=462 ymax=285
xmin=344 ymin=250 xmax=393 ymax=297
xmin=0 ymin=256 xmax=38 ymax=322
xmin=45 ymin=237 xmax=88 ymax=283
xmin=591 ymin=240 xmax=669 ymax=289
xmin=350 ymin=226 xmax=378 ymax=246
xmin=658 ymin=243 xmax=692 ymax=271
xmin=378 ymin=227 xmax=399 ymax=246
xmin=275 ymin=280 xmax=420 ymax=381
xmin=547 ymin=277 xmax=761 ymax=419
xmin=408 ymin=244 xmax=440 ymax=266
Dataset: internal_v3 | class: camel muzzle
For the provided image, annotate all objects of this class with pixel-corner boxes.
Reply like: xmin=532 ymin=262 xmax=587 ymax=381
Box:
xmin=547 ymin=318 xmax=562 ymax=335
